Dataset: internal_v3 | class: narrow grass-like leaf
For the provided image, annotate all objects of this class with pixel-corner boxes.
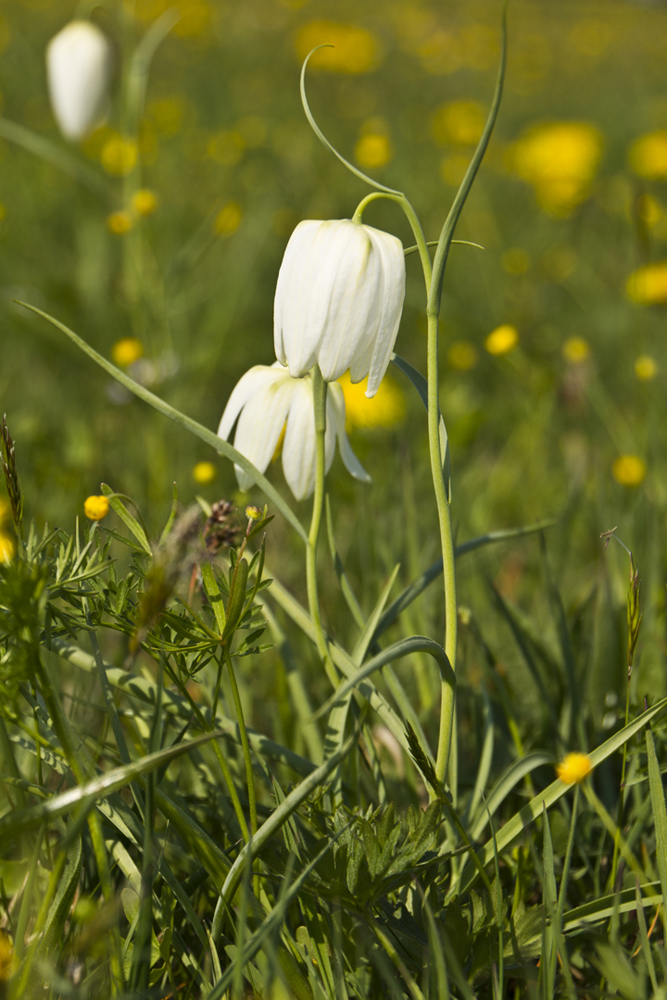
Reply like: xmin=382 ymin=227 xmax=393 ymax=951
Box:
xmin=469 ymin=753 xmax=553 ymax=841
xmin=635 ymin=877 xmax=659 ymax=994
xmin=467 ymin=685 xmax=494 ymax=824
xmin=391 ymin=353 xmax=449 ymax=494
xmin=540 ymin=804 xmax=558 ymax=1000
xmin=100 ymin=484 xmax=152 ymax=555
xmin=0 ymin=115 xmax=113 ymax=196
xmin=18 ymin=302 xmax=308 ymax=543
xmin=646 ymin=727 xmax=667 ymax=935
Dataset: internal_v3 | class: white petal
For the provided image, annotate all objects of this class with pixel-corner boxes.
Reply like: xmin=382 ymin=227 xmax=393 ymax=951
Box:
xmin=328 ymin=383 xmax=371 ymax=484
xmin=46 ymin=21 xmax=112 ymax=141
xmin=316 ymin=224 xmax=384 ymax=383
xmin=231 ymin=376 xmax=297 ymax=491
xmin=218 ymin=364 xmax=286 ymax=441
xmin=281 ymin=378 xmax=317 ymax=500
xmin=363 ymin=228 xmax=406 ymax=397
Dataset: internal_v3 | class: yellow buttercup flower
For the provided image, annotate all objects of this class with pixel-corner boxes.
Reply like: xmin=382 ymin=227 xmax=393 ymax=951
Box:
xmin=214 ymin=201 xmax=242 ymax=237
xmin=107 ymin=210 xmax=133 ymax=235
xmin=193 ymin=461 xmax=216 ymax=484
xmin=485 ymin=325 xmax=518 ymax=356
xmin=562 ymin=337 xmax=590 ymax=363
xmin=100 ymin=134 xmax=138 ymax=176
xmin=207 ymin=130 xmax=245 ymax=166
xmin=501 ymin=247 xmax=530 ymax=276
xmin=132 ymin=188 xmax=158 ymax=217
xmin=0 ymin=929 xmax=16 ymax=981
xmin=111 ymin=337 xmax=143 ymax=367
xmin=148 ymin=96 xmax=186 ymax=136
xmin=626 ymin=262 xmax=667 ymax=306
xmin=295 ymin=22 xmax=381 ymax=74
xmin=635 ymin=355 xmax=657 ymax=381
xmin=355 ymin=133 xmax=392 ymax=170
xmin=628 ymin=130 xmax=667 ymax=181
xmin=556 ymin=752 xmax=593 ymax=784
xmin=84 ymin=495 xmax=110 ymax=521
xmin=510 ymin=121 xmax=603 ymax=216
xmin=612 ymin=455 xmax=646 ymax=487
xmin=338 ymin=372 xmax=405 ymax=431
xmin=447 ymin=340 xmax=478 ymax=371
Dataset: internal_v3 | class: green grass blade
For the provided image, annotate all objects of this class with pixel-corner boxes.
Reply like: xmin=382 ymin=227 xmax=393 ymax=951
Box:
xmin=646 ymin=727 xmax=667 ymax=936
xmin=351 ymin=563 xmax=400 ymax=666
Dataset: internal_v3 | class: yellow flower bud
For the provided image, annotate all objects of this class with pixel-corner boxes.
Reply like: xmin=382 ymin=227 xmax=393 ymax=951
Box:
xmin=84 ymin=495 xmax=110 ymax=521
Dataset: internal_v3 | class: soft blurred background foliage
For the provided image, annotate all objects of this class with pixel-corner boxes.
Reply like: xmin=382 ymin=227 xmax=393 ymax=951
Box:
xmin=1 ymin=0 xmax=667 ymax=709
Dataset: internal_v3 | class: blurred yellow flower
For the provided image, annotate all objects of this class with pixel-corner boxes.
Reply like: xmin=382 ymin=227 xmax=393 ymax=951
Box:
xmin=100 ymin=134 xmax=138 ymax=176
xmin=626 ymin=262 xmax=667 ymax=305
xmin=0 ymin=497 xmax=9 ymax=522
xmin=447 ymin=340 xmax=478 ymax=371
xmin=556 ymin=752 xmax=592 ymax=784
xmin=0 ymin=532 xmax=14 ymax=564
xmin=510 ymin=122 xmax=603 ymax=216
xmin=132 ymin=188 xmax=158 ymax=217
xmin=338 ymin=372 xmax=405 ymax=431
xmin=485 ymin=325 xmax=518 ymax=356
xmin=562 ymin=337 xmax=590 ymax=363
xmin=416 ymin=29 xmax=464 ymax=75
xmin=193 ymin=461 xmax=216 ymax=484
xmin=214 ymin=201 xmax=242 ymax=237
xmin=628 ymin=130 xmax=667 ymax=181
xmin=107 ymin=211 xmax=133 ymax=235
xmin=112 ymin=337 xmax=143 ymax=367
xmin=612 ymin=455 xmax=646 ymax=487
xmin=295 ymin=22 xmax=381 ymax=74
xmin=431 ymin=100 xmax=485 ymax=147
xmin=0 ymin=929 xmax=16 ymax=980
xmin=355 ymin=133 xmax=392 ymax=169
xmin=635 ymin=355 xmax=657 ymax=381
xmin=501 ymin=247 xmax=530 ymax=275
xmin=84 ymin=495 xmax=110 ymax=520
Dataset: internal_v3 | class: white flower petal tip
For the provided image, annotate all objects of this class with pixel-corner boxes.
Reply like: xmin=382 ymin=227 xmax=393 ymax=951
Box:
xmin=46 ymin=21 xmax=113 ymax=142
xmin=218 ymin=364 xmax=369 ymax=501
xmin=274 ymin=219 xmax=406 ymax=396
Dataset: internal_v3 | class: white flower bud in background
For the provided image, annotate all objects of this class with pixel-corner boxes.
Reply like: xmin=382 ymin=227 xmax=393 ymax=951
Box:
xmin=46 ymin=21 xmax=113 ymax=142
xmin=218 ymin=362 xmax=370 ymax=501
xmin=274 ymin=219 xmax=406 ymax=398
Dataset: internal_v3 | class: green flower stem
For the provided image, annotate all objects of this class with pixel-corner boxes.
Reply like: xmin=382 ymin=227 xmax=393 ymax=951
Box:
xmin=307 ymin=366 xmax=338 ymax=688
xmin=224 ymin=646 xmax=257 ymax=839
xmin=353 ymin=189 xmax=456 ymax=786
xmin=426 ymin=309 xmax=458 ymax=787
xmin=364 ymin=908 xmax=426 ymax=1000
xmin=557 ymin=784 xmax=580 ymax=920
xmin=353 ymin=191 xmax=432 ymax=295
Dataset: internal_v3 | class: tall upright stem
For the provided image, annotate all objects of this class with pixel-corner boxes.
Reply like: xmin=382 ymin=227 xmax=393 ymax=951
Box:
xmin=306 ymin=366 xmax=338 ymax=688
xmin=426 ymin=310 xmax=458 ymax=786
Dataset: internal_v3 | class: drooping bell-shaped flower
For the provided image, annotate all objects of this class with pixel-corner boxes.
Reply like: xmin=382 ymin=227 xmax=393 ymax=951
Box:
xmin=46 ymin=21 xmax=113 ymax=142
xmin=274 ymin=219 xmax=406 ymax=398
xmin=218 ymin=363 xmax=370 ymax=501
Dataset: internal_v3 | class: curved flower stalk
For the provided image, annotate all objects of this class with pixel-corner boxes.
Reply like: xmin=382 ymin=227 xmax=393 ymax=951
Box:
xmin=218 ymin=362 xmax=370 ymax=501
xmin=46 ymin=21 xmax=113 ymax=142
xmin=274 ymin=219 xmax=406 ymax=398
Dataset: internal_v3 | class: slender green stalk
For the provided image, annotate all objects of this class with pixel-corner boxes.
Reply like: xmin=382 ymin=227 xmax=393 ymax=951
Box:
xmin=426 ymin=308 xmax=458 ymax=786
xmin=224 ymin=646 xmax=257 ymax=838
xmin=557 ymin=784 xmax=580 ymax=920
xmin=306 ymin=366 xmax=338 ymax=688
xmin=365 ymin=908 xmax=427 ymax=1000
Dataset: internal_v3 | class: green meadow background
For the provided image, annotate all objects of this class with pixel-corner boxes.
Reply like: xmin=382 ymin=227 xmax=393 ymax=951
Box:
xmin=1 ymin=0 xmax=667 ymax=717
